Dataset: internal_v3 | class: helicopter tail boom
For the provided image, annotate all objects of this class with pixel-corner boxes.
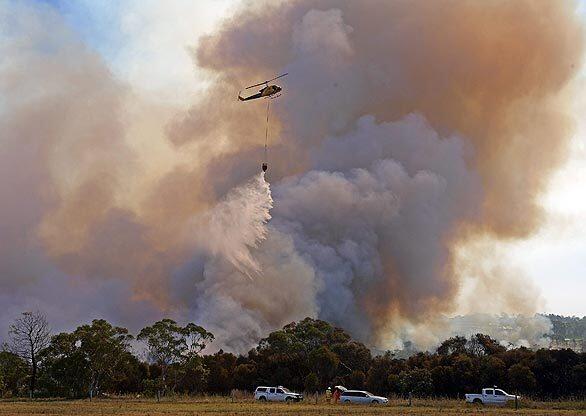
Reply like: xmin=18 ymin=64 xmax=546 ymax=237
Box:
xmin=238 ymin=91 xmax=263 ymax=101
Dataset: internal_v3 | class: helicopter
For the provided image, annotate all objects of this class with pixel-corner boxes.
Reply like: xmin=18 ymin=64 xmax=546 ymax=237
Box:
xmin=238 ymin=73 xmax=288 ymax=172
xmin=238 ymin=73 xmax=288 ymax=101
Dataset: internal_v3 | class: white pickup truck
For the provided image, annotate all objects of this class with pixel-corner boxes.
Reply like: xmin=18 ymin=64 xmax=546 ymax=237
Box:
xmin=254 ymin=386 xmax=303 ymax=402
xmin=465 ymin=388 xmax=519 ymax=405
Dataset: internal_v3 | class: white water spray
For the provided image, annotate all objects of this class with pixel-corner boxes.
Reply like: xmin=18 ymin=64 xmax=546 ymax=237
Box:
xmin=198 ymin=172 xmax=273 ymax=278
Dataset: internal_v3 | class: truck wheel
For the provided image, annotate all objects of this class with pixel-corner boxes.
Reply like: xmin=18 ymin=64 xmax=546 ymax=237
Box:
xmin=371 ymin=399 xmax=379 ymax=404
xmin=343 ymin=399 xmax=351 ymax=403
xmin=473 ymin=398 xmax=482 ymax=405
xmin=259 ymin=396 xmax=267 ymax=402
xmin=285 ymin=397 xmax=292 ymax=402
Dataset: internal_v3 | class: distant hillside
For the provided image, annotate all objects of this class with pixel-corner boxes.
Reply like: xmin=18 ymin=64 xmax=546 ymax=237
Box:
xmin=546 ymin=314 xmax=586 ymax=340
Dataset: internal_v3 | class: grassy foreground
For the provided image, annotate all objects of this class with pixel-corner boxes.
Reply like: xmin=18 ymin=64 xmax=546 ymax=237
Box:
xmin=1 ymin=397 xmax=585 ymax=416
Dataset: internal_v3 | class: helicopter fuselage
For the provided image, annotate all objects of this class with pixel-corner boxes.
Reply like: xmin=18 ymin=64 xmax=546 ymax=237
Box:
xmin=260 ymin=84 xmax=282 ymax=97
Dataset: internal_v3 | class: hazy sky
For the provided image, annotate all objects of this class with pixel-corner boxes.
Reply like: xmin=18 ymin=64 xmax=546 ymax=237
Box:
xmin=8 ymin=0 xmax=586 ymax=318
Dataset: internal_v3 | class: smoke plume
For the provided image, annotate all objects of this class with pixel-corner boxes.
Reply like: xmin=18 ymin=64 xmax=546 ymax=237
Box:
xmin=0 ymin=0 xmax=584 ymax=350
xmin=168 ymin=0 xmax=584 ymax=348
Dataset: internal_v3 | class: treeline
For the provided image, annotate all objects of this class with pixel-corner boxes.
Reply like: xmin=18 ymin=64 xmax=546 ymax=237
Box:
xmin=1 ymin=313 xmax=585 ymax=399
xmin=547 ymin=314 xmax=586 ymax=340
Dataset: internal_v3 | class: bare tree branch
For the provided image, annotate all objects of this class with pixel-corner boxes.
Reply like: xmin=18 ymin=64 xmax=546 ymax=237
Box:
xmin=8 ymin=311 xmax=51 ymax=397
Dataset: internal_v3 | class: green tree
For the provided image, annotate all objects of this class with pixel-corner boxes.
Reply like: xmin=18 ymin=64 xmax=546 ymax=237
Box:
xmin=0 ymin=350 xmax=28 ymax=397
xmin=40 ymin=320 xmax=135 ymax=398
xmin=345 ymin=370 xmax=365 ymax=390
xmin=331 ymin=341 xmax=372 ymax=374
xmin=74 ymin=320 xmax=133 ymax=399
xmin=398 ymin=368 xmax=433 ymax=396
xmin=479 ymin=356 xmax=506 ymax=387
xmin=204 ymin=350 xmax=236 ymax=393
xmin=308 ymin=346 xmax=339 ymax=386
xmin=175 ymin=356 xmax=208 ymax=393
xmin=233 ymin=363 xmax=257 ymax=391
xmin=109 ymin=354 xmax=146 ymax=394
xmin=255 ymin=318 xmax=348 ymax=390
xmin=251 ymin=318 xmax=374 ymax=391
xmin=184 ymin=323 xmax=215 ymax=358
xmin=570 ymin=363 xmax=586 ymax=393
xmin=467 ymin=334 xmax=506 ymax=356
xmin=451 ymin=354 xmax=480 ymax=393
xmin=437 ymin=336 xmax=467 ymax=356
xmin=137 ymin=319 xmax=214 ymax=394
xmin=430 ymin=365 xmax=456 ymax=396
xmin=366 ymin=351 xmax=393 ymax=394
xmin=387 ymin=373 xmax=400 ymax=394
xmin=508 ymin=363 xmax=537 ymax=394
xmin=304 ymin=372 xmax=319 ymax=393
xmin=40 ymin=332 xmax=88 ymax=397
xmin=532 ymin=349 xmax=561 ymax=396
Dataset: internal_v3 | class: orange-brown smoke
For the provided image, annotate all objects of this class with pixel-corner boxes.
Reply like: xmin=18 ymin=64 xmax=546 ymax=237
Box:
xmin=1 ymin=0 xmax=583 ymax=349
xmin=176 ymin=0 xmax=583 ymax=237
xmin=166 ymin=0 xmax=584 ymax=345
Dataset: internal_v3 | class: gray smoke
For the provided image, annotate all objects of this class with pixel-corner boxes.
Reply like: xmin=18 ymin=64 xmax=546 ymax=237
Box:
xmin=1 ymin=1 xmax=583 ymax=351
xmin=446 ymin=314 xmax=553 ymax=349
xmin=169 ymin=1 xmax=583 ymax=350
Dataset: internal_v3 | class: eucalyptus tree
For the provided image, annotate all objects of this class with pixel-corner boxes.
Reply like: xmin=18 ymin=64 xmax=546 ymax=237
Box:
xmin=41 ymin=319 xmax=133 ymax=399
xmin=74 ymin=320 xmax=133 ymax=399
xmin=137 ymin=319 xmax=214 ymax=396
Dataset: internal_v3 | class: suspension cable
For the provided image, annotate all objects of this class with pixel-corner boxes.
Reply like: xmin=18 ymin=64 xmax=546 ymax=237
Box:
xmin=264 ymin=99 xmax=271 ymax=165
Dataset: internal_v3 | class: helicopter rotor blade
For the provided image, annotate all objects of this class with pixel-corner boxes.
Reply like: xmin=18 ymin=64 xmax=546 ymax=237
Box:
xmin=244 ymin=73 xmax=288 ymax=90
xmin=245 ymin=81 xmax=268 ymax=90
xmin=267 ymin=73 xmax=288 ymax=83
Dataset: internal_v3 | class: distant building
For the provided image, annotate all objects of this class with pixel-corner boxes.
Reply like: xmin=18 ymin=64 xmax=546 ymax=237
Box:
xmin=549 ymin=338 xmax=585 ymax=353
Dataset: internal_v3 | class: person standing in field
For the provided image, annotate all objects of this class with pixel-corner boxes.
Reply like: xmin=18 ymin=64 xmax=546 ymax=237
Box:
xmin=333 ymin=387 xmax=341 ymax=403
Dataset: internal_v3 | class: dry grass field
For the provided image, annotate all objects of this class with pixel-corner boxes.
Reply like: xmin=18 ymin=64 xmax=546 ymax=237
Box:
xmin=1 ymin=397 xmax=585 ymax=416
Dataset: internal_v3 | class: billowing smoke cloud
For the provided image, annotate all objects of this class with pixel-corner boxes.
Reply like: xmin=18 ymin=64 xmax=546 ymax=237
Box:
xmin=174 ymin=173 xmax=318 ymax=351
xmin=0 ymin=1 xmax=163 ymax=337
xmin=167 ymin=0 xmax=584 ymax=348
xmin=0 ymin=0 xmax=583 ymax=350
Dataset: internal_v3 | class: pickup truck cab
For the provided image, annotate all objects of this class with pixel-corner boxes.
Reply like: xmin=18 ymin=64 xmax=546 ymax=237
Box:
xmin=465 ymin=388 xmax=519 ymax=405
xmin=254 ymin=386 xmax=303 ymax=402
